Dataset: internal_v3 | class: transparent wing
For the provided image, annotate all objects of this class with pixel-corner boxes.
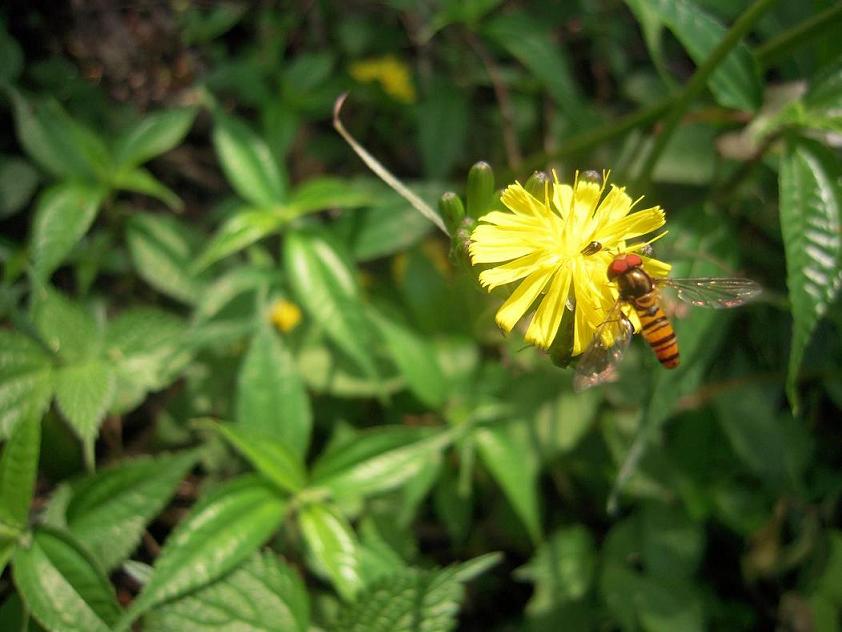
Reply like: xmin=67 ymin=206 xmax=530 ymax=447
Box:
xmin=658 ymin=277 xmax=762 ymax=309
xmin=572 ymin=305 xmax=634 ymax=392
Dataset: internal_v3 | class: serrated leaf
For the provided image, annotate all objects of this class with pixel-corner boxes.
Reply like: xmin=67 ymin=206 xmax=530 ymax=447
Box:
xmin=10 ymin=91 xmax=110 ymax=181
xmin=105 ymin=307 xmax=191 ymax=414
xmin=779 ymin=139 xmax=842 ymax=412
xmin=33 ymin=289 xmax=101 ymax=363
xmin=209 ymin=422 xmax=306 ymax=494
xmin=284 ymin=228 xmax=379 ymax=381
xmin=113 ymin=107 xmax=197 ymax=169
xmin=31 ymin=182 xmax=106 ymax=279
xmin=122 ymin=476 xmax=286 ymax=624
xmin=126 ymin=213 xmax=204 ymax=304
xmin=0 ymin=156 xmax=39 ymax=218
xmin=475 ymin=424 xmax=542 ymax=543
xmin=112 ymin=168 xmax=182 ymax=210
xmin=236 ymin=325 xmax=312 ymax=458
xmin=631 ymin=0 xmax=761 ymax=111
xmin=212 ymin=111 xmax=287 ymax=207
xmin=298 ymin=503 xmax=361 ymax=600
xmin=310 ymin=426 xmax=453 ymax=500
xmin=142 ymin=552 xmax=309 ymax=632
xmin=334 ymin=566 xmax=467 ymax=632
xmin=66 ymin=452 xmax=197 ymax=571
xmin=0 ymin=415 xmax=41 ymax=530
xmin=193 ymin=208 xmax=283 ymax=272
xmin=484 ymin=12 xmax=585 ymax=122
xmin=54 ymin=360 xmax=115 ymax=445
xmin=367 ymin=306 xmax=447 ymax=408
xmin=13 ymin=528 xmax=121 ymax=632
xmin=0 ymin=331 xmax=53 ymax=439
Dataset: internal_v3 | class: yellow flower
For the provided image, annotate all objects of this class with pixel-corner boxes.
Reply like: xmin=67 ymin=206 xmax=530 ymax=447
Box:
xmin=349 ymin=55 xmax=416 ymax=104
xmin=469 ymin=171 xmax=671 ymax=354
xmin=269 ymin=299 xmax=302 ymax=333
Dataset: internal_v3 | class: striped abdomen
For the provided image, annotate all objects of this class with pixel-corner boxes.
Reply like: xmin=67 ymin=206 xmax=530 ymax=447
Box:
xmin=632 ymin=292 xmax=680 ymax=368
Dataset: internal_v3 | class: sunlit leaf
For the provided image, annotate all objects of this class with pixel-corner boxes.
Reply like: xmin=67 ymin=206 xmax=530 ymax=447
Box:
xmin=193 ymin=208 xmax=283 ymax=271
xmin=0 ymin=331 xmax=53 ymax=439
xmin=298 ymin=503 xmax=362 ymax=600
xmin=112 ymin=168 xmax=182 ymax=211
xmin=113 ymin=107 xmax=197 ymax=169
xmin=54 ymin=360 xmax=115 ymax=445
xmin=0 ymin=414 xmax=41 ymax=530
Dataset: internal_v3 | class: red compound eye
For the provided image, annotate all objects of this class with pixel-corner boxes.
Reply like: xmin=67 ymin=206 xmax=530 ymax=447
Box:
xmin=625 ymin=253 xmax=643 ymax=268
xmin=607 ymin=258 xmax=628 ymax=279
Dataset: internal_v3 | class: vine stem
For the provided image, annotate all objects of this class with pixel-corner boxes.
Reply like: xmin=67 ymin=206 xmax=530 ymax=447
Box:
xmin=635 ymin=0 xmax=779 ymax=190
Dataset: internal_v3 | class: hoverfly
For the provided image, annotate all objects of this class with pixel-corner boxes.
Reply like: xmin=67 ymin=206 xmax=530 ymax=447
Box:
xmin=572 ymin=251 xmax=762 ymax=391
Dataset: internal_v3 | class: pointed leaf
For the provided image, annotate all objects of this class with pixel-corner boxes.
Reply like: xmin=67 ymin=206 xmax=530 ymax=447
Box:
xmin=298 ymin=503 xmax=361 ymax=600
xmin=475 ymin=424 xmax=542 ymax=543
xmin=142 ymin=552 xmax=309 ymax=632
xmin=193 ymin=208 xmax=282 ymax=272
xmin=236 ymin=325 xmax=312 ymax=457
xmin=31 ymin=182 xmax=106 ymax=279
xmin=779 ymin=139 xmax=842 ymax=411
xmin=285 ymin=177 xmax=377 ymax=218
xmin=66 ymin=452 xmax=198 ymax=571
xmin=113 ymin=107 xmax=197 ymax=169
xmin=0 ymin=416 xmax=41 ymax=530
xmin=212 ymin=112 xmax=287 ymax=207
xmin=33 ymin=288 xmax=101 ymax=363
xmin=123 ymin=476 xmax=286 ymax=623
xmin=13 ymin=528 xmax=121 ymax=632
xmin=210 ymin=422 xmax=306 ymax=494
xmin=54 ymin=360 xmax=115 ymax=444
xmin=0 ymin=331 xmax=53 ymax=438
xmin=284 ymin=229 xmax=378 ymax=381
xmin=0 ymin=156 xmax=39 ymax=218
xmin=112 ymin=168 xmax=182 ymax=210
xmin=126 ymin=213 xmax=204 ymax=304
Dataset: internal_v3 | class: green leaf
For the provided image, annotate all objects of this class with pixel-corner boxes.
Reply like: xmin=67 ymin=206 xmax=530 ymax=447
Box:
xmin=640 ymin=502 xmax=704 ymax=580
xmin=142 ymin=552 xmax=309 ymax=632
xmin=123 ymin=476 xmax=286 ymax=624
xmin=310 ymin=426 xmax=453 ymax=500
xmin=779 ymin=139 xmax=842 ymax=412
xmin=13 ymin=528 xmax=122 ymax=632
xmin=212 ymin=111 xmax=287 ymax=207
xmin=334 ymin=566 xmax=469 ymax=631
xmin=113 ymin=107 xmax=197 ymax=169
xmin=126 ymin=213 xmax=204 ymax=304
xmin=33 ymin=289 xmax=100 ymax=363
xmin=631 ymin=0 xmax=761 ymax=111
xmin=193 ymin=208 xmax=282 ymax=271
xmin=515 ymin=525 xmax=596 ymax=610
xmin=10 ymin=91 xmax=111 ymax=181
xmin=54 ymin=360 xmax=115 ymax=445
xmin=0 ymin=156 xmax=39 ymax=218
xmin=0 ymin=416 xmax=41 ymax=530
xmin=66 ymin=452 xmax=198 ymax=571
xmin=111 ymin=168 xmax=182 ymax=211
xmin=368 ymin=306 xmax=447 ymax=408
xmin=236 ymin=325 xmax=312 ymax=457
xmin=484 ymin=12 xmax=585 ymax=122
xmin=298 ymin=503 xmax=362 ymax=600
xmin=285 ymin=177 xmax=378 ymax=218
xmin=0 ymin=23 xmax=23 ymax=85
xmin=416 ymin=81 xmax=468 ymax=179
xmin=284 ymin=228 xmax=379 ymax=381
xmin=0 ymin=332 xmax=53 ymax=438
xmin=31 ymin=182 xmax=106 ymax=279
xmin=475 ymin=424 xmax=542 ymax=543
xmin=105 ymin=307 xmax=191 ymax=414
xmin=209 ymin=422 xmax=306 ymax=494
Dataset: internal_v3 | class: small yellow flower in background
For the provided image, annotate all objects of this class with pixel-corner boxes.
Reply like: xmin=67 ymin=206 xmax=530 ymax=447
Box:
xmin=269 ymin=299 xmax=302 ymax=334
xmin=349 ymin=55 xmax=416 ymax=104
xmin=469 ymin=171 xmax=671 ymax=354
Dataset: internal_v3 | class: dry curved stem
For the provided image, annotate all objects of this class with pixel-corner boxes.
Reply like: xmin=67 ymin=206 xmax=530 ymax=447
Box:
xmin=332 ymin=93 xmax=450 ymax=236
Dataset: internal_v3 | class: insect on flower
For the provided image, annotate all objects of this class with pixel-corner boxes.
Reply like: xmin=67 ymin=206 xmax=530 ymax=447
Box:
xmin=572 ymin=251 xmax=762 ymax=391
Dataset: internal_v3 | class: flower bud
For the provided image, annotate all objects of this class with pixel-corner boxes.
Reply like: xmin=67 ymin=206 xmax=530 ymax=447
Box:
xmin=466 ymin=161 xmax=495 ymax=219
xmin=524 ymin=170 xmax=549 ymax=198
xmin=438 ymin=191 xmax=465 ymax=233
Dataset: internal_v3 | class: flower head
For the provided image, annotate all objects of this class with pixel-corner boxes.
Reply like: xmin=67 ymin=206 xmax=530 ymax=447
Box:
xmin=469 ymin=171 xmax=670 ymax=354
xmin=349 ymin=55 xmax=416 ymax=104
xmin=269 ymin=299 xmax=302 ymax=333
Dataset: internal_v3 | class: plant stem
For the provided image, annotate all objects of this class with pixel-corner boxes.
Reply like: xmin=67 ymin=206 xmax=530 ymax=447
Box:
xmin=755 ymin=2 xmax=842 ymax=67
xmin=635 ymin=0 xmax=778 ymax=191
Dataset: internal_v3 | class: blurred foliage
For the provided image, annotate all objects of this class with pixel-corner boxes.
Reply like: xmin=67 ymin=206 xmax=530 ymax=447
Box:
xmin=0 ymin=1 xmax=841 ymax=630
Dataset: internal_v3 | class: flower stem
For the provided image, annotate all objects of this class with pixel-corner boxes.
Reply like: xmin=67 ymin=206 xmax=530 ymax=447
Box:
xmin=634 ymin=0 xmax=778 ymax=191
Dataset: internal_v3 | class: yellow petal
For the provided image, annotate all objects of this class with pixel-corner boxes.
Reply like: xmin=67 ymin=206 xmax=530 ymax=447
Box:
xmin=641 ymin=255 xmax=672 ymax=278
xmin=525 ymin=266 xmax=572 ymax=348
xmin=478 ymin=251 xmax=553 ymax=289
xmin=597 ymin=206 xmax=665 ymax=247
xmin=552 ymin=180 xmax=573 ymax=219
xmin=570 ymin=177 xmax=603 ymax=230
xmin=592 ymin=185 xmax=633 ymax=226
xmin=495 ymin=267 xmax=555 ymax=332
xmin=500 ymin=183 xmax=546 ymax=216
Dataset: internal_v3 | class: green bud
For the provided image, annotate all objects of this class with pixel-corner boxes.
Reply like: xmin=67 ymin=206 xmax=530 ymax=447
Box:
xmin=466 ymin=161 xmax=495 ymax=219
xmin=524 ymin=171 xmax=549 ymax=198
xmin=438 ymin=191 xmax=465 ymax=232
xmin=450 ymin=216 xmax=477 ymax=267
xmin=547 ymin=298 xmax=576 ymax=368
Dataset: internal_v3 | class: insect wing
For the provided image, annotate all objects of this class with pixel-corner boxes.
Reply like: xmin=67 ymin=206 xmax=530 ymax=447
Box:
xmin=572 ymin=308 xmax=634 ymax=392
xmin=659 ymin=277 xmax=762 ymax=309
